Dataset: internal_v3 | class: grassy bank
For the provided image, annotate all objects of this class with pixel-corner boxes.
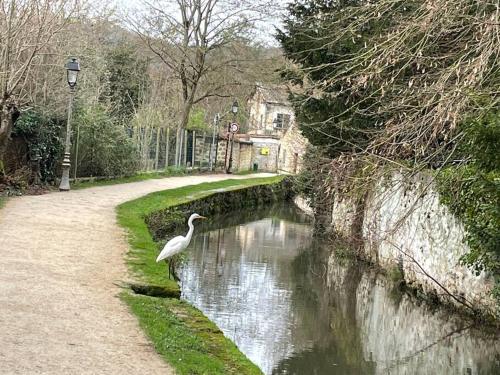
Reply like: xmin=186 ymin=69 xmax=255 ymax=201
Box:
xmin=117 ymin=176 xmax=284 ymax=375
xmin=0 ymin=195 xmax=7 ymax=209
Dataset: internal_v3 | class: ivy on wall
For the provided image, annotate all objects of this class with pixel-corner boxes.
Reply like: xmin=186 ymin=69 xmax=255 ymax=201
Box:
xmin=436 ymin=111 xmax=500 ymax=300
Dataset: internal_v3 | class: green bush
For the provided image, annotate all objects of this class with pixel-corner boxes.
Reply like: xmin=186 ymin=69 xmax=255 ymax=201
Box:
xmin=13 ymin=109 xmax=64 ymax=183
xmin=438 ymin=166 xmax=499 ymax=273
xmin=73 ymin=104 xmax=139 ymax=177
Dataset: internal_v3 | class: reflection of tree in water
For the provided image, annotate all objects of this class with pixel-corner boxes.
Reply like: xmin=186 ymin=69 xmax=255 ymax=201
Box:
xmin=197 ymin=203 xmax=311 ymax=234
xmin=272 ymin=245 xmax=375 ymax=374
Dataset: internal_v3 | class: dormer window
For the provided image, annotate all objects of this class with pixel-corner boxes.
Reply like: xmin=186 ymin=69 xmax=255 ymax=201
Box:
xmin=274 ymin=113 xmax=291 ymax=129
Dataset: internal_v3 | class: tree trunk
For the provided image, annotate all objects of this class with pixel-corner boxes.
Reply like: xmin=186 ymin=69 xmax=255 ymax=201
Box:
xmin=174 ymin=98 xmax=196 ymax=167
xmin=0 ymin=101 xmax=17 ymax=174
xmin=183 ymin=129 xmax=188 ymax=166
xmin=192 ymin=130 xmax=196 ymax=167
xmin=174 ymin=126 xmax=182 ymax=167
xmin=144 ymin=126 xmax=153 ymax=170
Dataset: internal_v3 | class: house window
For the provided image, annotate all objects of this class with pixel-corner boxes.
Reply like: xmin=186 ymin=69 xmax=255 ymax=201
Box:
xmin=274 ymin=113 xmax=291 ymax=129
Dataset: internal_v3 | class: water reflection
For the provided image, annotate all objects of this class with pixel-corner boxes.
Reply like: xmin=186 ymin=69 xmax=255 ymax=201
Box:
xmin=178 ymin=205 xmax=500 ymax=375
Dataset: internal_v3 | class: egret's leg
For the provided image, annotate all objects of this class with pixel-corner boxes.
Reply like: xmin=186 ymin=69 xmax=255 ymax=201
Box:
xmin=165 ymin=259 xmax=170 ymax=279
xmin=171 ymin=257 xmax=180 ymax=282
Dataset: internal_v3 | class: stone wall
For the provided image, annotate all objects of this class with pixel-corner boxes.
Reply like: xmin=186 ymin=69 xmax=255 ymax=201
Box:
xmin=194 ymin=135 xmax=212 ymax=167
xmin=278 ymin=123 xmax=308 ymax=174
xmin=210 ymin=138 xmax=254 ymax=172
xmin=145 ymin=178 xmax=294 ymax=241
xmin=250 ymin=138 xmax=280 ymax=172
xmin=239 ymin=143 xmax=253 ymax=171
xmin=302 ymin=170 xmax=497 ymax=316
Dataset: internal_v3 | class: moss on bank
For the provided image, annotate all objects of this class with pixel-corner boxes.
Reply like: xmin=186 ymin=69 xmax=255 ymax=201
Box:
xmin=117 ymin=176 xmax=286 ymax=374
xmin=0 ymin=195 xmax=7 ymax=209
xmin=145 ymin=177 xmax=293 ymax=241
xmin=122 ymin=293 xmax=262 ymax=375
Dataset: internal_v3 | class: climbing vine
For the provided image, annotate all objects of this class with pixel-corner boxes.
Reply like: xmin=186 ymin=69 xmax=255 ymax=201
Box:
xmin=436 ymin=110 xmax=500 ymax=299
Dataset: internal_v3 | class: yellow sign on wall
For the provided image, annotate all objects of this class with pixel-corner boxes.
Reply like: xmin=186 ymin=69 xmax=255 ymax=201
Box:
xmin=260 ymin=147 xmax=270 ymax=156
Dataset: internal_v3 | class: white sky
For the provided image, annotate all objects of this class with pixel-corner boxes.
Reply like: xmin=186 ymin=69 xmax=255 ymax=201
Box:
xmin=112 ymin=0 xmax=287 ymax=46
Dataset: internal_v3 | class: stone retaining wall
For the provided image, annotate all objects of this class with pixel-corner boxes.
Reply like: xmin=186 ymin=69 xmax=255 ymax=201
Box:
xmin=297 ymin=170 xmax=497 ymax=317
xmin=146 ymin=178 xmax=294 ymax=242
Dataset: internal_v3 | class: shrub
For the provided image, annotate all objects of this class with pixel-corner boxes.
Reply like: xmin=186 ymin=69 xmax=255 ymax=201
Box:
xmin=73 ymin=104 xmax=139 ymax=177
xmin=13 ymin=109 xmax=64 ymax=183
xmin=436 ymin=110 xmax=500 ymax=299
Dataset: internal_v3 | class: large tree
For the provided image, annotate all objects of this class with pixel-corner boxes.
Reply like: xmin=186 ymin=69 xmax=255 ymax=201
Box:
xmin=278 ymin=0 xmax=500 ymax=162
xmin=131 ymin=0 xmax=275 ymax=166
xmin=0 ymin=0 xmax=80 ymax=173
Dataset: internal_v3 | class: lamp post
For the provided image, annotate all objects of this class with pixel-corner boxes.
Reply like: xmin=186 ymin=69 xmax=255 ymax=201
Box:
xmin=59 ymin=57 xmax=80 ymax=191
xmin=226 ymin=100 xmax=238 ymax=173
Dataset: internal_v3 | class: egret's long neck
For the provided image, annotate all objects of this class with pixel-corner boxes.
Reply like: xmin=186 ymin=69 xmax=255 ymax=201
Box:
xmin=185 ymin=217 xmax=195 ymax=242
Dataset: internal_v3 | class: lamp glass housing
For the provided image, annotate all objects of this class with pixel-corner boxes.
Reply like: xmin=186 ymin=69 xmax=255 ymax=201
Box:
xmin=67 ymin=70 xmax=78 ymax=87
xmin=66 ymin=58 xmax=80 ymax=88
xmin=231 ymin=100 xmax=239 ymax=115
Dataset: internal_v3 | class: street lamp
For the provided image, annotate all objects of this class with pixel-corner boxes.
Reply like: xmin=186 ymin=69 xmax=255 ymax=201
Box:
xmin=59 ymin=57 xmax=80 ymax=191
xmin=231 ymin=100 xmax=239 ymax=115
xmin=226 ymin=100 xmax=239 ymax=173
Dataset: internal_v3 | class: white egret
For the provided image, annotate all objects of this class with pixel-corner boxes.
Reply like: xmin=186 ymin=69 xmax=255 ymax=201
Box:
xmin=156 ymin=213 xmax=206 ymax=279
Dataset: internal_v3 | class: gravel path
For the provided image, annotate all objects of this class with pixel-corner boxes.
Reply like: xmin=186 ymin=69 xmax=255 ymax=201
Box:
xmin=0 ymin=174 xmax=272 ymax=375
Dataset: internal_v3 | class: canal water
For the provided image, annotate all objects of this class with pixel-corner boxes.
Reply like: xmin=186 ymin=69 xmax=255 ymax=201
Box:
xmin=179 ymin=204 xmax=500 ymax=375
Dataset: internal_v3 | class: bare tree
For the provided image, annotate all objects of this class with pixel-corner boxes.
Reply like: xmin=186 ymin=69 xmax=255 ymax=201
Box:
xmin=130 ymin=0 xmax=275 ymax=166
xmin=0 ymin=0 xmax=81 ymax=172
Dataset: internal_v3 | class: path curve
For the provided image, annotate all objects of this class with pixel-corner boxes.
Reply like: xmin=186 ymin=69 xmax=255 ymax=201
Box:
xmin=0 ymin=173 xmax=273 ymax=374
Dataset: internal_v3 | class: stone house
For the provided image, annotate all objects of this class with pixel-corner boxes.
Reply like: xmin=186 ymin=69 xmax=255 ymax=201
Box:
xmin=246 ymin=84 xmax=308 ymax=173
xmin=247 ymin=84 xmax=295 ymax=137
xmin=189 ymin=84 xmax=308 ymax=173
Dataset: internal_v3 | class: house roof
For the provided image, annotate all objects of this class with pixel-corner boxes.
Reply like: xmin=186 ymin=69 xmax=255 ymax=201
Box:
xmin=255 ymin=84 xmax=290 ymax=106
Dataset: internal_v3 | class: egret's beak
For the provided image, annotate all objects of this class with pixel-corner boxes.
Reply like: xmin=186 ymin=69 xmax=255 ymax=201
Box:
xmin=199 ymin=216 xmax=207 ymax=220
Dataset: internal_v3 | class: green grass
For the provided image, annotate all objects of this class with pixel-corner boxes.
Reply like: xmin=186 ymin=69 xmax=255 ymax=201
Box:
xmin=117 ymin=176 xmax=282 ymax=374
xmin=0 ymin=195 xmax=7 ymax=209
xmin=72 ymin=167 xmax=188 ymax=190
xmin=233 ymin=169 xmax=257 ymax=175
xmin=122 ymin=293 xmax=262 ymax=375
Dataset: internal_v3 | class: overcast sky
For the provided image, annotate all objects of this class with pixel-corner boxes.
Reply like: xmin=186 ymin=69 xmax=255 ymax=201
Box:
xmin=113 ymin=0 xmax=287 ymax=46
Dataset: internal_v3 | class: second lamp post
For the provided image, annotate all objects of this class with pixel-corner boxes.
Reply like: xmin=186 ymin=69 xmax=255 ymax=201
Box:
xmin=226 ymin=100 xmax=238 ymax=173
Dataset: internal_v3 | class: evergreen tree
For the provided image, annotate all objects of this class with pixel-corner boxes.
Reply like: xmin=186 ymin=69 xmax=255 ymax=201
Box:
xmin=277 ymin=0 xmax=380 ymax=157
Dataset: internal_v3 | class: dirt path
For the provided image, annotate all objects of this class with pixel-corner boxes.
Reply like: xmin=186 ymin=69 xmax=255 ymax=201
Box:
xmin=0 ymin=174 xmax=273 ymax=375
